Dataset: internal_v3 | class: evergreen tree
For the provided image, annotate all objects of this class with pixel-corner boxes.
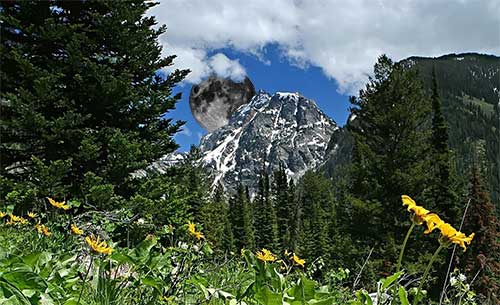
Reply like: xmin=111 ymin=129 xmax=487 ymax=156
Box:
xmin=296 ymin=171 xmax=333 ymax=261
xmin=200 ymin=185 xmax=233 ymax=252
xmin=253 ymin=170 xmax=278 ymax=250
xmin=273 ymin=163 xmax=294 ymax=250
xmin=182 ymin=146 xmax=210 ymax=222
xmin=229 ymin=184 xmax=255 ymax=250
xmin=347 ymin=55 xmax=433 ymax=259
xmin=0 ymin=1 xmax=188 ymax=210
xmin=287 ymin=180 xmax=300 ymax=253
xmin=460 ymin=167 xmax=500 ymax=303
xmin=426 ymin=67 xmax=460 ymax=223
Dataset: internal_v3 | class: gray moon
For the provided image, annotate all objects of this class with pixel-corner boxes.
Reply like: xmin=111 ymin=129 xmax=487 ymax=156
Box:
xmin=189 ymin=76 xmax=255 ymax=132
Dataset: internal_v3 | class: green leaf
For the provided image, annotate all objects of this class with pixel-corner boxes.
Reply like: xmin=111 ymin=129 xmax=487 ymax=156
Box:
xmin=381 ymin=272 xmax=402 ymax=290
xmin=0 ymin=279 xmax=32 ymax=305
xmin=141 ymin=277 xmax=162 ymax=293
xmin=398 ymin=286 xmax=409 ymax=305
xmin=254 ymin=286 xmax=282 ymax=305
xmin=308 ymin=297 xmax=336 ymax=305
xmin=355 ymin=290 xmax=373 ymax=305
xmin=110 ymin=252 xmax=136 ymax=265
xmin=2 ymin=271 xmax=47 ymax=291
xmin=21 ymin=253 xmax=42 ymax=269
xmin=300 ymin=276 xmax=316 ymax=300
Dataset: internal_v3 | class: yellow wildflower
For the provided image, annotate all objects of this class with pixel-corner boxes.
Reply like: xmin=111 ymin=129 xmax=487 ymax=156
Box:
xmin=423 ymin=214 xmax=474 ymax=251
xmin=85 ymin=234 xmax=113 ymax=255
xmin=187 ymin=222 xmax=204 ymax=240
xmin=9 ymin=214 xmax=22 ymax=222
xmin=47 ymin=197 xmax=70 ymax=210
xmin=401 ymin=195 xmax=431 ymax=223
xmin=8 ymin=214 xmax=27 ymax=225
xmin=0 ymin=212 xmax=6 ymax=218
xmin=70 ymin=224 xmax=83 ymax=235
xmin=401 ymin=195 xmax=417 ymax=210
xmin=437 ymin=223 xmax=474 ymax=251
xmin=35 ymin=222 xmax=51 ymax=236
xmin=42 ymin=226 xmax=51 ymax=236
xmin=256 ymin=248 xmax=276 ymax=262
xmin=35 ymin=222 xmax=43 ymax=234
xmin=292 ymin=253 xmax=305 ymax=267
xmin=423 ymin=213 xmax=444 ymax=234
xmin=194 ymin=231 xmax=204 ymax=240
xmin=27 ymin=212 xmax=37 ymax=219
xmin=187 ymin=222 xmax=196 ymax=235
xmin=284 ymin=249 xmax=291 ymax=257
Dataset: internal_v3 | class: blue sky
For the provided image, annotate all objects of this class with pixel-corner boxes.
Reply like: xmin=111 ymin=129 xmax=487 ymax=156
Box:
xmin=169 ymin=45 xmax=351 ymax=151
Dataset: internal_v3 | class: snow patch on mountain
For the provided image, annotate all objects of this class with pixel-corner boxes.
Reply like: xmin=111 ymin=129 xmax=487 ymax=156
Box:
xmin=199 ymin=90 xmax=338 ymax=191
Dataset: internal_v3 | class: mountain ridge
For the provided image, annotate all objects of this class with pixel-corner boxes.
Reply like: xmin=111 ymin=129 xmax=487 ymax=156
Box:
xmin=199 ymin=90 xmax=338 ymax=192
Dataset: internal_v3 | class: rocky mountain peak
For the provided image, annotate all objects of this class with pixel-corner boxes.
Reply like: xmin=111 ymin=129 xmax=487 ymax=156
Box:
xmin=199 ymin=90 xmax=338 ymax=192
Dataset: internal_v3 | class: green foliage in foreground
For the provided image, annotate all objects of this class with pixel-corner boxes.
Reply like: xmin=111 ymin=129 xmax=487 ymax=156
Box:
xmin=0 ymin=209 xmax=482 ymax=305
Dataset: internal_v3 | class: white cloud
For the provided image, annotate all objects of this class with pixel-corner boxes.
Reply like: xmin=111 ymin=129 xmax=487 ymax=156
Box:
xmin=150 ymin=0 xmax=500 ymax=94
xmin=161 ymin=45 xmax=245 ymax=83
xmin=208 ymin=53 xmax=246 ymax=81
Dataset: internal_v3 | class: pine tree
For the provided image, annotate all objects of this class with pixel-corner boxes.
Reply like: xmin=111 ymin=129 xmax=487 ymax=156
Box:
xmin=183 ymin=146 xmax=210 ymax=222
xmin=461 ymin=167 xmax=500 ymax=303
xmin=229 ymin=184 xmax=255 ymax=250
xmin=347 ymin=54 xmax=433 ymax=254
xmin=253 ymin=170 xmax=278 ymax=250
xmin=296 ymin=171 xmax=333 ymax=261
xmin=0 ymin=1 xmax=188 ymax=210
xmin=273 ymin=163 xmax=294 ymax=250
xmin=426 ymin=67 xmax=460 ymax=223
xmin=287 ymin=180 xmax=300 ymax=253
xmin=200 ymin=185 xmax=233 ymax=252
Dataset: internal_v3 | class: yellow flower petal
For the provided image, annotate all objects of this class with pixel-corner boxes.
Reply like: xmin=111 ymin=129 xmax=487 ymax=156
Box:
xmin=401 ymin=195 xmax=417 ymax=210
xmin=423 ymin=213 xmax=444 ymax=234
xmin=47 ymin=197 xmax=70 ymax=210
xmin=292 ymin=253 xmax=305 ymax=267
xmin=71 ymin=224 xmax=83 ymax=235
xmin=256 ymin=249 xmax=276 ymax=262
xmin=85 ymin=234 xmax=113 ymax=255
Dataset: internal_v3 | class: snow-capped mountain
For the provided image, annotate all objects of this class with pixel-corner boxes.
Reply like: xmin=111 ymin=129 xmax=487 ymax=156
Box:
xmin=199 ymin=90 xmax=339 ymax=191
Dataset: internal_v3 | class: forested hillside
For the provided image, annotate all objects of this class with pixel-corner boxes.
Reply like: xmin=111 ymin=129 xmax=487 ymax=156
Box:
xmin=407 ymin=54 xmax=500 ymax=207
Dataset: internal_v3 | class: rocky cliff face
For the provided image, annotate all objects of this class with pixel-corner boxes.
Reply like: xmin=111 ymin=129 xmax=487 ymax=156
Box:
xmin=199 ymin=90 xmax=338 ymax=192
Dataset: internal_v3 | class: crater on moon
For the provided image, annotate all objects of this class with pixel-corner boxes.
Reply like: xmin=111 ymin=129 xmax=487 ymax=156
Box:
xmin=189 ymin=76 xmax=255 ymax=132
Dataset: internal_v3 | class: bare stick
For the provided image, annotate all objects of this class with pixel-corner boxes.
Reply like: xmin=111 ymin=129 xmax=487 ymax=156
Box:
xmin=353 ymin=246 xmax=374 ymax=291
xmin=439 ymin=198 xmax=471 ymax=305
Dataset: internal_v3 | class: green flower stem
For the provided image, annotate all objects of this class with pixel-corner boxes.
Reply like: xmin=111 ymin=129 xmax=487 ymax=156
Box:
xmin=391 ymin=222 xmax=416 ymax=305
xmin=77 ymin=255 xmax=93 ymax=305
xmin=396 ymin=222 xmax=416 ymax=273
xmin=415 ymin=244 xmax=444 ymax=305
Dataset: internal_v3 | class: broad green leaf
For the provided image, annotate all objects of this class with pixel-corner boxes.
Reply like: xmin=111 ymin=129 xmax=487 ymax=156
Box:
xmin=141 ymin=277 xmax=162 ymax=293
xmin=2 ymin=271 xmax=47 ymax=291
xmin=110 ymin=252 xmax=136 ymax=265
xmin=254 ymin=286 xmax=282 ymax=305
xmin=381 ymin=272 xmax=402 ymax=290
xmin=21 ymin=253 xmax=41 ymax=269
